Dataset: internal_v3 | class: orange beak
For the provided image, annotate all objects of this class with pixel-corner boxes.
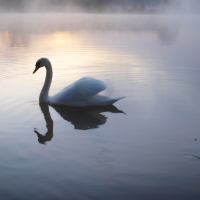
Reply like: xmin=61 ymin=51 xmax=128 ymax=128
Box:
xmin=33 ymin=66 xmax=40 ymax=74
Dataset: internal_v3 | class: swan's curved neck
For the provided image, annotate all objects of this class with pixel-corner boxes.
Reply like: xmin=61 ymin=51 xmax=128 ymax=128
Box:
xmin=40 ymin=61 xmax=53 ymax=102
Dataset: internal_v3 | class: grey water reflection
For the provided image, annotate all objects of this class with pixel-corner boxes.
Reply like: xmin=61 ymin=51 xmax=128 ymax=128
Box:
xmin=34 ymin=102 xmax=124 ymax=144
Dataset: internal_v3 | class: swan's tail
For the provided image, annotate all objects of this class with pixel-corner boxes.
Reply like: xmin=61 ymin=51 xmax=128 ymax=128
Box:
xmin=106 ymin=96 xmax=126 ymax=105
xmin=88 ymin=95 xmax=126 ymax=106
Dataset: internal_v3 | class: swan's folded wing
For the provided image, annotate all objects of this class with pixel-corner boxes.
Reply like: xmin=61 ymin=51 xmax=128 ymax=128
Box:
xmin=51 ymin=77 xmax=107 ymax=105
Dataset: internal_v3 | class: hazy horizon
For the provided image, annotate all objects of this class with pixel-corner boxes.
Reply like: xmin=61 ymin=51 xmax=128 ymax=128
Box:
xmin=0 ymin=0 xmax=199 ymax=14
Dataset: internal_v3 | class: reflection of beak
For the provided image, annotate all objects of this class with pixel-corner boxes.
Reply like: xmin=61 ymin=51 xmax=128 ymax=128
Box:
xmin=33 ymin=66 xmax=40 ymax=74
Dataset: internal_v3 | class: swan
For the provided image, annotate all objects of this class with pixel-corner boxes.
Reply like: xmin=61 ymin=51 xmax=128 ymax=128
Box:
xmin=33 ymin=58 xmax=125 ymax=107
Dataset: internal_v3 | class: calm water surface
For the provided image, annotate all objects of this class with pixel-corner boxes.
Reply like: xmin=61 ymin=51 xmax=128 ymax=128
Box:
xmin=0 ymin=14 xmax=200 ymax=200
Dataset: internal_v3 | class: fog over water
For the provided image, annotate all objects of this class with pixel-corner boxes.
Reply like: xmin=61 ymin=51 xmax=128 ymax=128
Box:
xmin=0 ymin=0 xmax=200 ymax=13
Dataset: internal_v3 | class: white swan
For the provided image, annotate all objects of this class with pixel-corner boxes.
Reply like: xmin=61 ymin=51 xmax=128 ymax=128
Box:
xmin=33 ymin=58 xmax=125 ymax=107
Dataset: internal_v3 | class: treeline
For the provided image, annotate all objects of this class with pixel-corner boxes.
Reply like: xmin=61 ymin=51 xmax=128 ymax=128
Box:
xmin=80 ymin=0 xmax=171 ymax=12
xmin=0 ymin=0 xmax=171 ymax=12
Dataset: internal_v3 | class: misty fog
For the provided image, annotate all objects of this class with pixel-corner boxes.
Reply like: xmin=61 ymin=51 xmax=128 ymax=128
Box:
xmin=0 ymin=0 xmax=199 ymax=14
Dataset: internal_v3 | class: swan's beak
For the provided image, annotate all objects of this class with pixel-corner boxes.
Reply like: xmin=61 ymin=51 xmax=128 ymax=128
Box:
xmin=33 ymin=66 xmax=40 ymax=74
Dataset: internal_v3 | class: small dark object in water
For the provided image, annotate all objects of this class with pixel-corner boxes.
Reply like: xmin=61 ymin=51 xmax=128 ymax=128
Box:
xmin=195 ymin=139 xmax=197 ymax=141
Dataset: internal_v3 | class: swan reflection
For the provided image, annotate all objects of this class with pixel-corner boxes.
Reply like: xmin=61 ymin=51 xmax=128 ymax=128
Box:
xmin=34 ymin=102 xmax=124 ymax=144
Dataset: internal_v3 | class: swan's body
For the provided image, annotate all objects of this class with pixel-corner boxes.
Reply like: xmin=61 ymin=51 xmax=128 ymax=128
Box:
xmin=33 ymin=58 xmax=125 ymax=107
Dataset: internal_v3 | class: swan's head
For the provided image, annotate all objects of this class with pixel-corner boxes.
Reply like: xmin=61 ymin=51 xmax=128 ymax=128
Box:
xmin=33 ymin=58 xmax=50 ymax=74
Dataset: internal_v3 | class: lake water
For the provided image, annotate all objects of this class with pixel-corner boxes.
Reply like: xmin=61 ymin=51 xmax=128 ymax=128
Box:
xmin=0 ymin=14 xmax=200 ymax=200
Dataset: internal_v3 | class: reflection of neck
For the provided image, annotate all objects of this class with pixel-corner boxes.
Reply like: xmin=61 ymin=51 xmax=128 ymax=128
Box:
xmin=40 ymin=61 xmax=53 ymax=102
xmin=35 ymin=103 xmax=53 ymax=144
xmin=40 ymin=103 xmax=53 ymax=132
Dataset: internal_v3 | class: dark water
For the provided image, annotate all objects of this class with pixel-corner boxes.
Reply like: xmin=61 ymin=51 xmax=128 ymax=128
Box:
xmin=0 ymin=14 xmax=200 ymax=200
